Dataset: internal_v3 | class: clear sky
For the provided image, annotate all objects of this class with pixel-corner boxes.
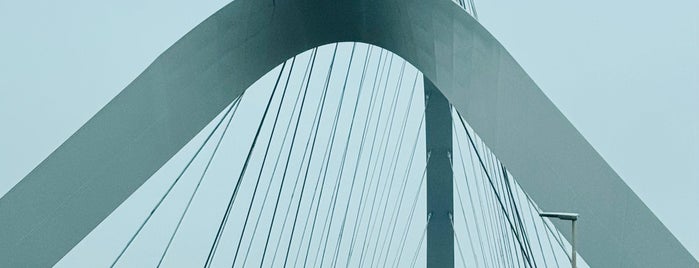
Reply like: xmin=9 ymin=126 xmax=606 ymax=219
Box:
xmin=1 ymin=0 xmax=697 ymax=265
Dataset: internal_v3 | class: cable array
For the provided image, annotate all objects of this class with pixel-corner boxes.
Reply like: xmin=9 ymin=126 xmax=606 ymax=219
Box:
xmin=104 ymin=43 xmax=578 ymax=268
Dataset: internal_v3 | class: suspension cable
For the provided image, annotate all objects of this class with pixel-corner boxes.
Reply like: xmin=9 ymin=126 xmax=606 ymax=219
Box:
xmin=365 ymin=62 xmax=408 ymax=268
xmin=276 ymin=46 xmax=339 ymax=267
xmin=453 ymin=110 xmax=534 ymax=267
xmin=155 ymin=98 xmax=243 ymax=267
xmin=109 ymin=97 xmax=241 ymax=268
xmin=451 ymin=108 xmax=489 ymax=266
xmin=449 ymin=212 xmax=470 ymax=268
xmin=286 ymin=44 xmax=342 ymax=268
xmin=408 ymin=212 xmax=432 ymax=268
xmin=392 ymin=146 xmax=430 ymax=268
xmin=344 ymin=51 xmax=392 ymax=266
xmin=375 ymin=72 xmax=422 ymax=268
xmin=327 ymin=44 xmax=375 ymax=267
xmin=231 ymin=56 xmax=297 ymax=268
xmin=241 ymin=50 xmax=315 ymax=267
xmin=314 ymin=43 xmax=361 ymax=268
xmin=447 ymin=151 xmax=481 ymax=267
xmin=262 ymin=48 xmax=318 ymax=267
xmin=203 ymin=61 xmax=288 ymax=268
xmin=253 ymin=46 xmax=322 ymax=268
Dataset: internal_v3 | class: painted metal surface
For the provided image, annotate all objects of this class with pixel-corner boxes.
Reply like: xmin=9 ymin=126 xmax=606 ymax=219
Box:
xmin=424 ymin=77 xmax=454 ymax=268
xmin=0 ymin=0 xmax=695 ymax=266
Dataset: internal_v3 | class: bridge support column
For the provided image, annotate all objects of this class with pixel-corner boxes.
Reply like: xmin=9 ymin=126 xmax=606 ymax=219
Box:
xmin=424 ymin=77 xmax=454 ymax=268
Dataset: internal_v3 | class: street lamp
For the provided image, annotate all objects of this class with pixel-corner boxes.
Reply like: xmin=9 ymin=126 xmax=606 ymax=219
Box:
xmin=540 ymin=212 xmax=579 ymax=268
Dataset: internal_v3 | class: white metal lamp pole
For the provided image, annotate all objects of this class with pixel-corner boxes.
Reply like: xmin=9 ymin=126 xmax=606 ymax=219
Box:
xmin=539 ymin=212 xmax=579 ymax=268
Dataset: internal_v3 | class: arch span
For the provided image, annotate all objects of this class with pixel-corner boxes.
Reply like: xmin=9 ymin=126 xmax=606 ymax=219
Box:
xmin=0 ymin=0 xmax=695 ymax=266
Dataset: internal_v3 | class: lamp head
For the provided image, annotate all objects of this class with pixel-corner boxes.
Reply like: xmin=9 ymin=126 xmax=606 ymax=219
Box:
xmin=539 ymin=212 xmax=578 ymax=221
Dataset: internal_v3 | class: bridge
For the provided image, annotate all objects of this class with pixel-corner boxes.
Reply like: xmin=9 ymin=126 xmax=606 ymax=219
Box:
xmin=0 ymin=0 xmax=696 ymax=267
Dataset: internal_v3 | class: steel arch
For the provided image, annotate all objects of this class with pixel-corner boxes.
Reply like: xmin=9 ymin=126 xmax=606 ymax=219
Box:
xmin=0 ymin=0 xmax=695 ymax=267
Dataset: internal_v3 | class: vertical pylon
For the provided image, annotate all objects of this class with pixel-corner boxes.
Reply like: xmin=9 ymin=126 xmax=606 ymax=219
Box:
xmin=424 ymin=77 xmax=454 ymax=268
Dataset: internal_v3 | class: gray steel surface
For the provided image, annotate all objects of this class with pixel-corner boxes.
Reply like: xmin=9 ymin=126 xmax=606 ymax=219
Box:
xmin=0 ymin=0 xmax=695 ymax=267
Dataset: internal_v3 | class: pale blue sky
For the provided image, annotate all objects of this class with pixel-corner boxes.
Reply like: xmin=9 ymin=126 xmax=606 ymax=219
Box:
xmin=1 ymin=0 xmax=697 ymax=265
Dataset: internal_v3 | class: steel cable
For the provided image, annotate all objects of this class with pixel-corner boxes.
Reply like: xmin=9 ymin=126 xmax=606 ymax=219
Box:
xmin=155 ymin=98 xmax=243 ymax=267
xmin=231 ymin=56 xmax=297 ymax=268
xmin=109 ymin=97 xmax=241 ymax=268
xmin=203 ymin=61 xmax=288 ymax=268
